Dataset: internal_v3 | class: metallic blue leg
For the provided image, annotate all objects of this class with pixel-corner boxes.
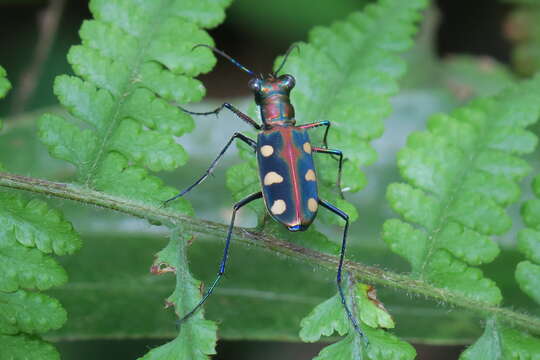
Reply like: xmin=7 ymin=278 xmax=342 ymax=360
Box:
xmin=179 ymin=102 xmax=261 ymax=130
xmin=164 ymin=132 xmax=256 ymax=205
xmin=319 ymin=199 xmax=366 ymax=341
xmin=177 ymin=192 xmax=263 ymax=324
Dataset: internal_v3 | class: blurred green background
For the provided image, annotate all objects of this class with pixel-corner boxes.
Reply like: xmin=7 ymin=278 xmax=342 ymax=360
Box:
xmin=0 ymin=0 xmax=535 ymax=359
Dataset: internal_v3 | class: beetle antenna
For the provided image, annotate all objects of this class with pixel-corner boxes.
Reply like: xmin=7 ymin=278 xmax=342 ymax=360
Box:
xmin=274 ymin=44 xmax=300 ymax=76
xmin=193 ymin=44 xmax=254 ymax=76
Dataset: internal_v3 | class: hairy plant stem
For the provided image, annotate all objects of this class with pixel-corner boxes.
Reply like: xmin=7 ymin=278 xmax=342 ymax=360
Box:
xmin=0 ymin=171 xmax=539 ymax=336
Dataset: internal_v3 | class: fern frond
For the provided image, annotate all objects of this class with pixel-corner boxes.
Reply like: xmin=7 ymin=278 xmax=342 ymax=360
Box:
xmin=517 ymin=173 xmax=540 ymax=304
xmin=383 ymin=75 xmax=540 ymax=305
xmin=0 ymin=194 xmax=81 ymax=359
xmin=259 ymin=0 xmax=428 ymax=358
xmin=460 ymin=318 xmax=540 ymax=359
xmin=228 ymin=0 xmax=428 ymax=226
xmin=0 ymin=70 xmax=80 ymax=359
xmin=38 ymin=0 xmax=231 ymax=213
xmin=301 ymin=279 xmax=416 ymax=360
xmin=281 ymin=0 xmax=427 ymax=223
xmin=140 ymin=229 xmax=217 ymax=360
xmin=0 ymin=290 xmax=66 ymax=334
xmin=0 ymin=335 xmax=60 ymax=360
xmin=0 ymin=66 xmax=10 ymax=99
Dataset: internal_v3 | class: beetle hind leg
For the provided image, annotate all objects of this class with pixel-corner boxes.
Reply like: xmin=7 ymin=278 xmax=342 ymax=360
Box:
xmin=176 ymin=192 xmax=263 ymax=325
xmin=319 ymin=199 xmax=368 ymax=344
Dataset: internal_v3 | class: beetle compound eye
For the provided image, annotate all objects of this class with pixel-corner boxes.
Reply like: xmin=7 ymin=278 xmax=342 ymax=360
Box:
xmin=248 ymin=78 xmax=261 ymax=92
xmin=280 ymin=74 xmax=296 ymax=89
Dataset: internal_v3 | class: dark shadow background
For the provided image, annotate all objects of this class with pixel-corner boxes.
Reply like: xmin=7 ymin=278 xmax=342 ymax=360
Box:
xmin=0 ymin=0 xmax=513 ymax=113
xmin=0 ymin=0 xmax=516 ymax=359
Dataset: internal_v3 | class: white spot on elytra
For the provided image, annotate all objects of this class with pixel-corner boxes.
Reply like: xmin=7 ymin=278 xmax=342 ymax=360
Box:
xmin=264 ymin=172 xmax=284 ymax=185
xmin=303 ymin=142 xmax=312 ymax=153
xmin=271 ymin=199 xmax=287 ymax=215
xmin=260 ymin=145 xmax=274 ymax=157
xmin=305 ymin=169 xmax=316 ymax=181
xmin=308 ymin=198 xmax=318 ymax=212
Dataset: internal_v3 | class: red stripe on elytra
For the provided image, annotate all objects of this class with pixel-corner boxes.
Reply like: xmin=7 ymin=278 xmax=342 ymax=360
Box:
xmin=281 ymin=128 xmax=302 ymax=225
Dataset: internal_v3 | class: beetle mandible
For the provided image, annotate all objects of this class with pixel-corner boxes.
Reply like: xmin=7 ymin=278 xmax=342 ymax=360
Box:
xmin=165 ymin=44 xmax=365 ymax=339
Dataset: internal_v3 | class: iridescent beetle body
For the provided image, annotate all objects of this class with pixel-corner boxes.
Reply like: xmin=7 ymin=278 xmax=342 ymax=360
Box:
xmin=165 ymin=45 xmax=365 ymax=341
xmin=253 ymin=74 xmax=318 ymax=231
xmin=257 ymin=127 xmax=318 ymax=231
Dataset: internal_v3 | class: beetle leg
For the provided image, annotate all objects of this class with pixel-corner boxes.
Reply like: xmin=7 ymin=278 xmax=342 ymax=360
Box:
xmin=164 ymin=132 xmax=256 ymax=205
xmin=177 ymin=192 xmax=263 ymax=324
xmin=179 ymin=102 xmax=262 ymax=130
xmin=319 ymin=199 xmax=367 ymax=343
xmin=313 ymin=147 xmax=344 ymax=199
xmin=299 ymin=120 xmax=330 ymax=148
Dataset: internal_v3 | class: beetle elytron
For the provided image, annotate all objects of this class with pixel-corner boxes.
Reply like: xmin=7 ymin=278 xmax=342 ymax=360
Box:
xmin=165 ymin=45 xmax=364 ymax=339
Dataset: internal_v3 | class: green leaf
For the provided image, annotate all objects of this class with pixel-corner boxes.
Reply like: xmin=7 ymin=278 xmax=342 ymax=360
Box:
xmin=139 ymin=229 xmax=217 ymax=360
xmin=0 ymin=65 xmax=11 ymax=99
xmin=384 ymin=75 xmax=540 ymax=305
xmin=356 ymin=284 xmax=394 ymax=329
xmin=0 ymin=236 xmax=67 ymax=292
xmin=38 ymin=0 xmax=230 ymax=210
xmin=0 ymin=65 xmax=10 ymax=131
xmin=312 ymin=326 xmax=416 ymax=360
xmin=459 ymin=318 xmax=501 ymax=360
xmin=0 ymin=334 xmax=60 ymax=360
xmin=515 ymin=261 xmax=540 ymax=304
xmin=226 ymin=161 xmax=263 ymax=215
xmin=300 ymin=272 xmax=414 ymax=359
xmin=0 ymin=193 xmax=81 ymax=255
xmin=0 ymin=188 xmax=78 ymax=357
xmin=516 ymin=174 xmax=540 ymax=306
xmin=300 ymin=292 xmax=349 ymax=342
xmin=460 ymin=318 xmax=540 ymax=360
xmin=284 ymin=0 xmax=427 ymax=194
xmin=0 ymin=290 xmax=66 ymax=334
xmin=94 ymin=152 xmax=193 ymax=214
xmin=300 ymin=283 xmax=395 ymax=344
xmin=362 ymin=328 xmax=416 ymax=360
xmin=0 ymin=68 xmax=77 ymax=359
xmin=171 ymin=0 xmax=232 ymax=28
xmin=312 ymin=333 xmax=364 ymax=360
xmin=227 ymin=0 xmax=427 ymax=228
xmin=523 ymin=199 xmax=540 ymax=230
xmin=518 ymin=228 xmax=540 ymax=263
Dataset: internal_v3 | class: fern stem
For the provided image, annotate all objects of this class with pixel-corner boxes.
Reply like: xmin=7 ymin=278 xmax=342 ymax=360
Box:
xmin=0 ymin=170 xmax=539 ymax=336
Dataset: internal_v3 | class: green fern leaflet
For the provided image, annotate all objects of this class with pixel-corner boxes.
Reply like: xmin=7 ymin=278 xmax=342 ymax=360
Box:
xmin=384 ymin=75 xmax=540 ymax=304
xmin=38 ymin=0 xmax=231 ymax=214
xmin=0 ymin=69 xmax=81 ymax=360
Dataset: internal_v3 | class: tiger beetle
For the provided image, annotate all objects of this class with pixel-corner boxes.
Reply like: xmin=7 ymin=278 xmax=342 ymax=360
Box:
xmin=165 ymin=44 xmax=365 ymax=340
